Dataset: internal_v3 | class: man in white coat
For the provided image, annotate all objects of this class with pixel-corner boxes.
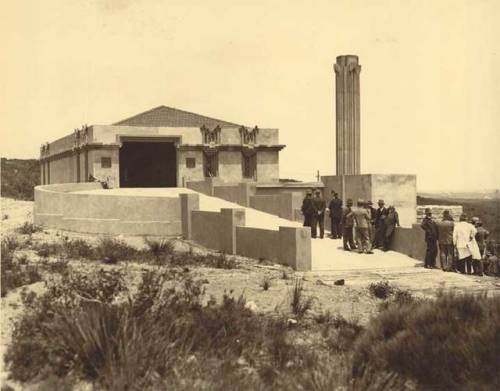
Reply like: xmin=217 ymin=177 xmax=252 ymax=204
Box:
xmin=453 ymin=214 xmax=479 ymax=274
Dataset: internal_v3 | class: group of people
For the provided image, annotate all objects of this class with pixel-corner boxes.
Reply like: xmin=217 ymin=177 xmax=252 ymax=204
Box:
xmin=301 ymin=190 xmax=400 ymax=254
xmin=421 ymin=208 xmax=497 ymax=276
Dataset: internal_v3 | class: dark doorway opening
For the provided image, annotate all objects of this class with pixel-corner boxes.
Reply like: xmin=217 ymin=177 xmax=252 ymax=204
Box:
xmin=119 ymin=142 xmax=177 ymax=187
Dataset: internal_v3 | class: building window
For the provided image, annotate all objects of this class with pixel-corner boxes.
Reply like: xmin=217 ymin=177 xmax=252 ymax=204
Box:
xmin=101 ymin=157 xmax=112 ymax=168
xmin=242 ymin=150 xmax=257 ymax=179
xmin=203 ymin=150 xmax=218 ymax=177
xmin=186 ymin=157 xmax=196 ymax=168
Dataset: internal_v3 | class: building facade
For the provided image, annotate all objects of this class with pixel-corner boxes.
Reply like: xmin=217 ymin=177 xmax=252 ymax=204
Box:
xmin=39 ymin=106 xmax=284 ymax=188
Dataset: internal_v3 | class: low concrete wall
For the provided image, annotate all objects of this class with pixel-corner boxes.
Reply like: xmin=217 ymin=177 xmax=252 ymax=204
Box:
xmin=181 ymin=193 xmax=312 ymax=270
xmin=392 ymin=224 xmax=426 ymax=262
xmin=236 ymin=227 xmax=279 ymax=261
xmin=213 ymin=183 xmax=256 ymax=206
xmin=249 ymin=192 xmax=303 ymax=221
xmin=34 ymin=183 xmax=182 ymax=236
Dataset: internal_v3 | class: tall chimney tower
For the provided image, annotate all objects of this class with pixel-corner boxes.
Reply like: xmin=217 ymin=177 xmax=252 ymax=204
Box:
xmin=334 ymin=55 xmax=361 ymax=175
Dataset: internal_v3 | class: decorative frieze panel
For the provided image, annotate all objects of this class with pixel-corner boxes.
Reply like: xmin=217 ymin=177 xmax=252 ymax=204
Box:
xmin=239 ymin=126 xmax=259 ymax=145
xmin=201 ymin=125 xmax=221 ymax=145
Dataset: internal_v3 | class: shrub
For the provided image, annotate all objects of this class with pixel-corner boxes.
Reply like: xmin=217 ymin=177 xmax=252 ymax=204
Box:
xmin=1 ymin=247 xmax=42 ymax=297
xmin=352 ymin=292 xmax=500 ymax=390
xmin=62 ymin=238 xmax=94 ymax=259
xmin=35 ymin=242 xmax=62 ymax=258
xmin=95 ymin=237 xmax=139 ymax=264
xmin=2 ymin=235 xmax=20 ymax=253
xmin=368 ymin=280 xmax=395 ymax=299
xmin=290 ymin=278 xmax=315 ymax=318
xmin=16 ymin=221 xmax=42 ymax=235
xmin=144 ymin=238 xmax=175 ymax=265
xmin=170 ymin=251 xmax=238 ymax=269
xmin=260 ymin=275 xmax=272 ymax=291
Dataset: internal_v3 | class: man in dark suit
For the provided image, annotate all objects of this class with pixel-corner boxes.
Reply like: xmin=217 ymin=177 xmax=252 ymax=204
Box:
xmin=328 ymin=191 xmax=343 ymax=239
xmin=311 ymin=190 xmax=326 ymax=239
xmin=301 ymin=190 xmax=314 ymax=229
xmin=421 ymin=208 xmax=439 ymax=269
xmin=374 ymin=199 xmax=388 ymax=249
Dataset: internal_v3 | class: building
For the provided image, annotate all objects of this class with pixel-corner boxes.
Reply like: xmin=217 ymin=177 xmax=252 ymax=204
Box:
xmin=39 ymin=106 xmax=285 ymax=188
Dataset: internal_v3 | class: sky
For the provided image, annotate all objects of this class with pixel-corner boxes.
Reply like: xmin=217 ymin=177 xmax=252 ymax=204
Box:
xmin=1 ymin=0 xmax=499 ymax=192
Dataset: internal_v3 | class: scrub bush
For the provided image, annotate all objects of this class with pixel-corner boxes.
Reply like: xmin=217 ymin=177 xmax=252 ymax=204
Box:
xmin=352 ymin=292 xmax=500 ymax=391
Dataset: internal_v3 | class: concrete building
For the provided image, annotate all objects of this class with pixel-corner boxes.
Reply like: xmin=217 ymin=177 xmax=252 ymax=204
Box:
xmin=39 ymin=106 xmax=285 ymax=188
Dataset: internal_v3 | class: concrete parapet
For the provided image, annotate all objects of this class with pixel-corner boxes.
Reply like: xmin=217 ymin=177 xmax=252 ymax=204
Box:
xmin=191 ymin=210 xmax=221 ymax=251
xmin=321 ymin=174 xmax=417 ymax=227
xmin=249 ymin=191 xmax=303 ymax=221
xmin=392 ymin=224 xmax=426 ymax=262
xmin=235 ymin=227 xmax=279 ymax=261
xmin=213 ymin=182 xmax=256 ymax=206
xmin=180 ymin=193 xmax=200 ymax=240
xmin=278 ymin=226 xmax=312 ymax=271
xmin=34 ymin=183 xmax=182 ymax=236
xmin=220 ymin=208 xmax=246 ymax=254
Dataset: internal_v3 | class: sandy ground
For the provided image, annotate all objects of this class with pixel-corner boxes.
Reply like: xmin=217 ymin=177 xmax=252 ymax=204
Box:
xmin=1 ymin=196 xmax=499 ymax=389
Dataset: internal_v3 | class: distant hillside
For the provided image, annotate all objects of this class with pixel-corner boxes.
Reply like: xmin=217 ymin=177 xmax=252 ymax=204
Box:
xmin=1 ymin=158 xmax=40 ymax=201
xmin=418 ymin=195 xmax=500 ymax=242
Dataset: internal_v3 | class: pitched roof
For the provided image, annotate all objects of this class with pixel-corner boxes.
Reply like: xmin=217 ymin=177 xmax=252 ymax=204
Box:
xmin=113 ymin=105 xmax=241 ymax=128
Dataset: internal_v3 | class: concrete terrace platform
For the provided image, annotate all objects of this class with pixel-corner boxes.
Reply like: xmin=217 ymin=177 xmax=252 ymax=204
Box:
xmin=36 ymin=184 xmax=423 ymax=271
xmin=74 ymin=188 xmax=422 ymax=271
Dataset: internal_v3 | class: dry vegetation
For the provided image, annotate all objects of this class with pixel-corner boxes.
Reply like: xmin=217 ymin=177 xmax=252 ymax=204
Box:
xmin=1 ymin=198 xmax=500 ymax=391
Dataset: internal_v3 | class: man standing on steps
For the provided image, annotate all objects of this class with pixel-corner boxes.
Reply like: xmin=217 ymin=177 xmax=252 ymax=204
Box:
xmin=421 ymin=208 xmax=439 ymax=269
xmin=328 ymin=191 xmax=343 ymax=239
xmin=341 ymin=199 xmax=356 ymax=251
xmin=311 ymin=190 xmax=326 ymax=239
xmin=352 ymin=199 xmax=373 ymax=254
xmin=301 ymin=190 xmax=314 ymax=229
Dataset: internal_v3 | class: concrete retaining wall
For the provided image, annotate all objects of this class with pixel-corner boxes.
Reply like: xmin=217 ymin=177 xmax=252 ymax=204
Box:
xmin=34 ymin=183 xmax=182 ymax=236
xmin=213 ymin=183 xmax=257 ymax=206
xmin=180 ymin=193 xmax=311 ymax=270
xmin=249 ymin=192 xmax=303 ymax=221
xmin=392 ymin=224 xmax=426 ymax=262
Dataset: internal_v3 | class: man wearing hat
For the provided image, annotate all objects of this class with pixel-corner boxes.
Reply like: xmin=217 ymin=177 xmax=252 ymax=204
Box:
xmin=328 ymin=191 xmax=343 ymax=239
xmin=374 ymin=199 xmax=388 ymax=249
xmin=341 ymin=199 xmax=356 ymax=251
xmin=301 ymin=190 xmax=314 ymax=229
xmin=352 ymin=199 xmax=373 ymax=254
xmin=311 ymin=190 xmax=326 ymax=239
xmin=436 ymin=210 xmax=455 ymax=271
xmin=421 ymin=208 xmax=439 ymax=269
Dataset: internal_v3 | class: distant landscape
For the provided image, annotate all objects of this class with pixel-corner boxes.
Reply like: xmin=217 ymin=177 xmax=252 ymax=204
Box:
xmin=1 ymin=158 xmax=39 ymax=201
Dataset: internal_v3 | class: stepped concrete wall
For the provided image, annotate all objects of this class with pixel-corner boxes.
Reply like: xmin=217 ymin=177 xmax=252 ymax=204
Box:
xmin=180 ymin=193 xmax=311 ymax=270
